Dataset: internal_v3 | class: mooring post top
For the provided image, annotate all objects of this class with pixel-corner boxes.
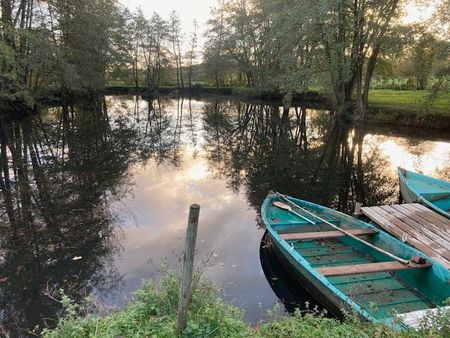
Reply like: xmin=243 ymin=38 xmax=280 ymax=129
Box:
xmin=190 ymin=204 xmax=200 ymax=210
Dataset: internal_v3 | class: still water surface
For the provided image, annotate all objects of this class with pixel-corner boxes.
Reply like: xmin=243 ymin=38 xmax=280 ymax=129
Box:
xmin=0 ymin=96 xmax=449 ymax=335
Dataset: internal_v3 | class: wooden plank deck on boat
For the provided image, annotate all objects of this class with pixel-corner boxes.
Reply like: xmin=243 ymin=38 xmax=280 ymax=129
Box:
xmin=361 ymin=203 xmax=450 ymax=269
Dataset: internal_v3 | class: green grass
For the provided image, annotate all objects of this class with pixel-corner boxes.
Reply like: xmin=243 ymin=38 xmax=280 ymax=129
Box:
xmin=41 ymin=271 xmax=450 ymax=338
xmin=368 ymin=89 xmax=450 ymax=110
xmin=366 ymin=90 xmax=450 ymax=128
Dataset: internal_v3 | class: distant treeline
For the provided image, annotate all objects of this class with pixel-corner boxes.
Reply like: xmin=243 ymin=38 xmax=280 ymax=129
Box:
xmin=1 ymin=0 xmax=449 ymax=118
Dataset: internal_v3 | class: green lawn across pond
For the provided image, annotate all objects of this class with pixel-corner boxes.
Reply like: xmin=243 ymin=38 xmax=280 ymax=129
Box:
xmin=368 ymin=89 xmax=450 ymax=112
xmin=105 ymin=85 xmax=450 ymax=116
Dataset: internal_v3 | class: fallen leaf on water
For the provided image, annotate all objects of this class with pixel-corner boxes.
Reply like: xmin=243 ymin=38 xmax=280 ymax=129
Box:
xmin=0 ymin=277 xmax=8 ymax=283
xmin=72 ymin=256 xmax=82 ymax=261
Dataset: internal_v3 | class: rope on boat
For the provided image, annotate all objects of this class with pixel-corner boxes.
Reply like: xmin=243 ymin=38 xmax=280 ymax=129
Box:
xmin=274 ymin=192 xmax=412 ymax=265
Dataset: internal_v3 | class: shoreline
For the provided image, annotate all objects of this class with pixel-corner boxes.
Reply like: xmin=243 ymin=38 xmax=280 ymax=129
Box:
xmin=10 ymin=86 xmax=450 ymax=131
xmin=104 ymin=86 xmax=450 ymax=130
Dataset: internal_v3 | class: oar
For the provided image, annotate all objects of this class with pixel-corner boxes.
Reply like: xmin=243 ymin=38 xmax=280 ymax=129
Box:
xmin=273 ymin=192 xmax=411 ymax=265
xmin=273 ymin=201 xmax=316 ymax=225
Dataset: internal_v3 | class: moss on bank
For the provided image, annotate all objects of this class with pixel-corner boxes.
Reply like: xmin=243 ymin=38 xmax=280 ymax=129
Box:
xmin=42 ymin=272 xmax=450 ymax=338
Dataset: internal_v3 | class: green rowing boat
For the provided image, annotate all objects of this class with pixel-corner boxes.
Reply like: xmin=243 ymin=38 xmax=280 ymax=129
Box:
xmin=261 ymin=192 xmax=450 ymax=328
xmin=398 ymin=167 xmax=450 ymax=219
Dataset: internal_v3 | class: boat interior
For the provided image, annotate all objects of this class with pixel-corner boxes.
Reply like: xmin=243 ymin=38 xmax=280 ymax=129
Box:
xmin=421 ymin=192 xmax=450 ymax=212
xmin=265 ymin=200 xmax=448 ymax=320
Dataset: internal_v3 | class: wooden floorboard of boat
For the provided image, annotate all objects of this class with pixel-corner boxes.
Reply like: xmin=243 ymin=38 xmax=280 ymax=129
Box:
xmin=375 ymin=301 xmax=430 ymax=319
xmin=327 ymin=272 xmax=393 ymax=285
xmin=296 ymin=242 xmax=352 ymax=256
xmin=357 ymin=288 xmax=422 ymax=306
xmin=279 ymin=229 xmax=377 ymax=241
xmin=316 ymin=261 xmax=432 ymax=277
xmin=335 ymin=277 xmax=405 ymax=295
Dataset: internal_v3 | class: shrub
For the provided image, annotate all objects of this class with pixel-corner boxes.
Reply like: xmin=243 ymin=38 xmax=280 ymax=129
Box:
xmin=42 ymin=272 xmax=450 ymax=338
xmin=41 ymin=272 xmax=252 ymax=338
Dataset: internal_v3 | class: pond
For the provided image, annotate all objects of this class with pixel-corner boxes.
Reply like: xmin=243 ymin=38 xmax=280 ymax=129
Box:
xmin=1 ymin=96 xmax=449 ymax=336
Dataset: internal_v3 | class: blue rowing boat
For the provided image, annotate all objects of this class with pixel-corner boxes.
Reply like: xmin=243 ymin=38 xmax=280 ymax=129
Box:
xmin=261 ymin=192 xmax=450 ymax=327
xmin=397 ymin=168 xmax=450 ymax=219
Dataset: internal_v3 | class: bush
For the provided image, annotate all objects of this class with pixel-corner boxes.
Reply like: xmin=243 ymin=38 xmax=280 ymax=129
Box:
xmin=42 ymin=272 xmax=450 ymax=338
xmin=42 ymin=272 xmax=252 ymax=338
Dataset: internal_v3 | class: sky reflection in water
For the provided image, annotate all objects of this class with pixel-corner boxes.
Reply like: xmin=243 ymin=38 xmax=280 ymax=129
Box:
xmin=108 ymin=155 xmax=273 ymax=323
xmin=105 ymin=97 xmax=275 ymax=321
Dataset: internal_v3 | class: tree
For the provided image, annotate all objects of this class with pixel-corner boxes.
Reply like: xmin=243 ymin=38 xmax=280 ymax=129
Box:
xmin=169 ymin=11 xmax=184 ymax=89
xmin=122 ymin=8 xmax=143 ymax=88
xmin=306 ymin=0 xmax=401 ymax=118
xmin=139 ymin=12 xmax=170 ymax=90
xmin=52 ymin=0 xmax=125 ymax=92
xmin=186 ymin=20 xmax=198 ymax=88
xmin=428 ymin=0 xmax=450 ymax=98
xmin=204 ymin=0 xmax=281 ymax=88
xmin=436 ymin=0 xmax=450 ymax=40
xmin=1 ymin=0 xmax=34 ymax=106
xmin=0 ymin=0 xmax=127 ymax=111
xmin=412 ymin=32 xmax=437 ymax=90
xmin=204 ymin=2 xmax=228 ymax=87
xmin=204 ymin=0 xmax=412 ymax=119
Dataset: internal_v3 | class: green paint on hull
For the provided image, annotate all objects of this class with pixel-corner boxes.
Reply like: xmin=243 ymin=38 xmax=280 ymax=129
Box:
xmin=398 ymin=167 xmax=450 ymax=219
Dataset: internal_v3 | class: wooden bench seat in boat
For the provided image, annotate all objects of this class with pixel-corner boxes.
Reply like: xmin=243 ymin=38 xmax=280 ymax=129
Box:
xmin=271 ymin=219 xmax=341 ymax=228
xmin=316 ymin=261 xmax=432 ymax=277
xmin=421 ymin=191 xmax=450 ymax=201
xmin=280 ymin=228 xmax=377 ymax=241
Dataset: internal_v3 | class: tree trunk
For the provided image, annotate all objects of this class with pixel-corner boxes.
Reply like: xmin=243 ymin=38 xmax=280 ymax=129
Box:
xmin=214 ymin=72 xmax=219 ymax=89
xmin=1 ymin=0 xmax=12 ymax=40
xmin=188 ymin=67 xmax=193 ymax=89
xmin=362 ymin=44 xmax=380 ymax=109
xmin=177 ymin=40 xmax=184 ymax=88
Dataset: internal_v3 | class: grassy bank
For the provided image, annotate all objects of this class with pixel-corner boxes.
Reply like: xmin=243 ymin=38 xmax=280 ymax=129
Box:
xmin=42 ymin=272 xmax=450 ymax=338
xmin=38 ymin=85 xmax=450 ymax=129
xmin=368 ymin=89 xmax=450 ymax=111
xmin=104 ymin=85 xmax=450 ymax=109
xmin=366 ymin=90 xmax=450 ymax=129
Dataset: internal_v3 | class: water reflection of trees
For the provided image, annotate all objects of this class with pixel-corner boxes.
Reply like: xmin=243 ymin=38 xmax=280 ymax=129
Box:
xmin=0 ymin=96 xmax=185 ymax=336
xmin=128 ymin=96 xmax=186 ymax=166
xmin=202 ymin=100 xmax=397 ymax=213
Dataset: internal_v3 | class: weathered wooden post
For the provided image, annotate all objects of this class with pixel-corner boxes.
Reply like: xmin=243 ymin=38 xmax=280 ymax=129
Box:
xmin=353 ymin=202 xmax=362 ymax=217
xmin=176 ymin=204 xmax=200 ymax=335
